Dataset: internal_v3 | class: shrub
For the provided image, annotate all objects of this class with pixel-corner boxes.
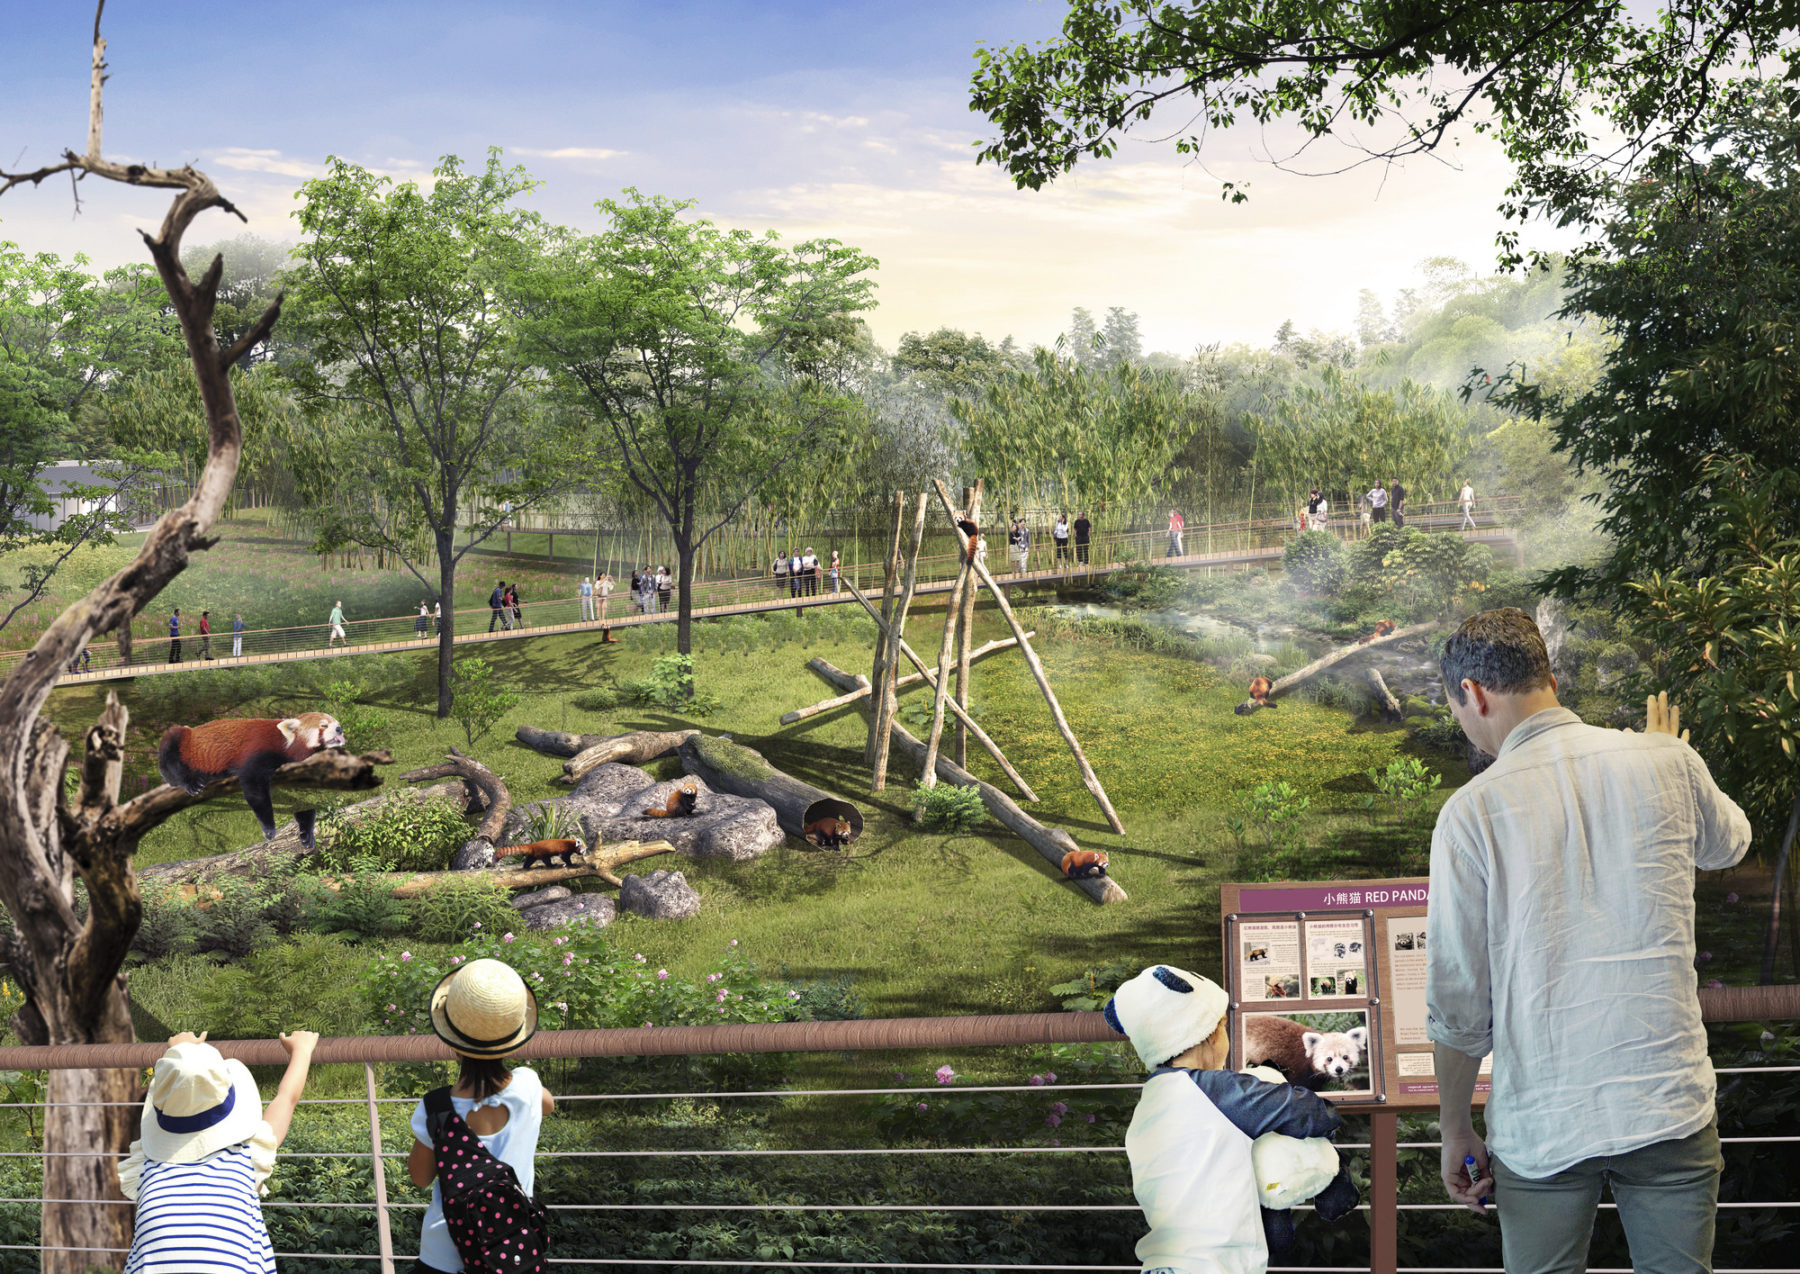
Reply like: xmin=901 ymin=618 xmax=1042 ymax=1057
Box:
xmin=1283 ymin=530 xmax=1350 ymax=595
xmin=1365 ymin=757 xmax=1443 ymax=825
xmin=1097 ymin=561 xmax=1183 ymax=609
xmin=306 ymin=867 xmax=411 ymax=943
xmin=773 ymin=971 xmax=868 ymax=1023
xmin=194 ymin=876 xmax=273 ymax=961
xmin=315 ymin=789 xmax=471 ymax=874
xmin=623 ymin=653 xmax=722 ymax=715
xmin=450 ymin=656 xmax=522 ymax=748
xmin=131 ymin=879 xmax=199 ymax=963
xmin=409 ymin=875 xmax=519 ymax=944
xmin=898 ymin=695 xmax=984 ymax=732
xmin=323 ymin=677 xmax=392 ymax=752
xmin=1300 ymin=676 xmax=1368 ymax=714
xmin=195 ymin=933 xmax=370 ymax=1040
xmin=523 ymin=802 xmax=585 ymax=843
xmin=570 ymin=686 xmax=620 ymax=712
xmin=1047 ymin=958 xmax=1141 ymax=1011
xmin=1412 ymin=712 xmax=1468 ymax=754
xmin=911 ymin=781 xmax=988 ymax=832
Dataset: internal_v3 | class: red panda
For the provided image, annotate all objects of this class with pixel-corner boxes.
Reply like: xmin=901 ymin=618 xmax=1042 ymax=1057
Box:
xmin=1061 ymin=849 xmax=1109 ymax=879
xmin=157 ymin=713 xmax=346 ymax=849
xmin=494 ymin=838 xmax=586 ymax=869
xmin=1357 ymin=619 xmax=1397 ymax=645
xmin=1248 ymin=675 xmax=1278 ymax=708
xmin=804 ymin=817 xmax=853 ymax=849
xmin=641 ymin=786 xmax=698 ymax=818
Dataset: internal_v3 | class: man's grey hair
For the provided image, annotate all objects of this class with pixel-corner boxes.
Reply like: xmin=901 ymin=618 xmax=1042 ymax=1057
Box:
xmin=1440 ymin=607 xmax=1554 ymax=706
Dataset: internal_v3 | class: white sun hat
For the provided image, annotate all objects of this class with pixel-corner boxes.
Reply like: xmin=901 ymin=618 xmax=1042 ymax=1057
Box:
xmin=138 ymin=1042 xmax=266 ymax=1164
xmin=430 ymin=958 xmax=539 ymax=1059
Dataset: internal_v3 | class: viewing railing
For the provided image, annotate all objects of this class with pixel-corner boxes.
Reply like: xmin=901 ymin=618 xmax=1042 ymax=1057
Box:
xmin=34 ymin=497 xmax=1523 ymax=690
xmin=0 ymin=981 xmax=1788 ymax=1273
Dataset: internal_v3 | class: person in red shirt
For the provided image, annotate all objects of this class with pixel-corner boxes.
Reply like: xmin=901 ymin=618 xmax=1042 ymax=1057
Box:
xmin=198 ymin=610 xmax=214 ymax=660
xmin=1168 ymin=508 xmax=1185 ymax=558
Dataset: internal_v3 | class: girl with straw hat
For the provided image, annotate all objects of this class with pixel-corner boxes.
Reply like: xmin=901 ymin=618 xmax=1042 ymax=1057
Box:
xmin=117 ymin=1028 xmax=320 ymax=1274
xmin=407 ymin=958 xmax=555 ymax=1273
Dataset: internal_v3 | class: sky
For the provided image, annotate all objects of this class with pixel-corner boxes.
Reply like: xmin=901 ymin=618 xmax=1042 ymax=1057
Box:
xmin=0 ymin=1 xmax=1585 ymax=356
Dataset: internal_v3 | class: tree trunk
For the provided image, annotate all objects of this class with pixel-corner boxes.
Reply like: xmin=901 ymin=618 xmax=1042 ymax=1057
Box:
xmin=676 ymin=527 xmax=696 ymax=662
xmin=1759 ymin=793 xmax=1800 ymax=986
xmin=437 ymin=528 xmax=458 ymax=719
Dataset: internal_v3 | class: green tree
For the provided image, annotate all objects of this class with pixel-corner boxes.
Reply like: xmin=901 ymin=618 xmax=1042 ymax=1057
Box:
xmin=968 ymin=1 xmax=1791 ymax=268
xmin=892 ymin=327 xmax=1011 ymax=400
xmin=513 ymin=189 xmax=877 ymax=658
xmin=450 ymin=655 xmax=523 ymax=749
xmin=281 ymin=150 xmax=574 ymax=717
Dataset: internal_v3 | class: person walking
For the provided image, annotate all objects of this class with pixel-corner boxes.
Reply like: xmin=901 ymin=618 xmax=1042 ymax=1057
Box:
xmin=417 ymin=600 xmax=431 ymax=640
xmin=1053 ymin=513 xmax=1070 ymax=564
xmin=68 ymin=644 xmax=90 ymax=674
xmin=326 ymin=601 xmax=348 ymax=648
xmin=1167 ymin=508 xmax=1185 ymax=557
xmin=409 ymin=960 xmax=552 ymax=1274
xmin=829 ymin=550 xmax=841 ymax=594
xmin=638 ymin=566 xmax=656 ymax=616
xmin=168 ymin=609 xmax=182 ymax=664
xmin=198 ymin=610 xmax=213 ymax=661
xmin=1305 ymin=488 xmax=1326 ymax=532
xmin=1389 ymin=476 xmax=1408 ymax=529
xmin=802 ymin=547 xmax=819 ymax=597
xmin=1426 ymin=610 xmax=1749 ymax=1274
xmin=433 ymin=598 xmax=442 ymax=636
xmin=231 ymin=613 xmax=245 ymax=658
xmin=789 ymin=549 xmax=803 ymax=600
xmin=1459 ymin=479 xmax=1477 ymax=531
xmin=772 ymin=552 xmax=787 ymax=597
xmin=489 ymin=581 xmax=507 ymax=632
xmin=1073 ymin=511 xmax=1091 ymax=565
xmin=1363 ymin=482 xmax=1389 ymax=525
xmin=580 ymin=576 xmax=595 ymax=623
xmin=508 ymin=583 xmax=524 ymax=629
xmin=598 ymin=573 xmax=616 ymax=640
xmin=118 ymin=1028 xmax=320 ymax=1274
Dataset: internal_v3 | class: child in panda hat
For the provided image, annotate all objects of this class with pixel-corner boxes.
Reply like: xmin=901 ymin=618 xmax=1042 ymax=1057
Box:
xmin=1106 ymin=965 xmax=1360 ymax=1273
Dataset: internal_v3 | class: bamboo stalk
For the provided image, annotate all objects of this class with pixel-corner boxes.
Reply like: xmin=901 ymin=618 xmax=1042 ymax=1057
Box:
xmin=931 ymin=480 xmax=1126 ymax=835
xmin=867 ymin=493 xmax=928 ymax=791
xmin=779 ymin=636 xmax=1028 ymax=724
xmin=844 ymin=579 xmax=1037 ymax=802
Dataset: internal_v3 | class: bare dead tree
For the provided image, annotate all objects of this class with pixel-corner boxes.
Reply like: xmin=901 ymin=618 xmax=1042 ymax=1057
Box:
xmin=0 ymin=7 xmax=392 ymax=1268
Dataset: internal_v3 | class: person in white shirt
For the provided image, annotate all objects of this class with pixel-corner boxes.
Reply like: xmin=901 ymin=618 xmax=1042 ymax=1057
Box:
xmin=1363 ymin=483 xmax=1388 ymax=524
xmin=801 ymin=547 xmax=819 ymax=597
xmin=1427 ymin=608 xmax=1749 ymax=1274
xmin=1053 ymin=513 xmax=1070 ymax=564
xmin=1459 ymin=480 xmax=1476 ymax=530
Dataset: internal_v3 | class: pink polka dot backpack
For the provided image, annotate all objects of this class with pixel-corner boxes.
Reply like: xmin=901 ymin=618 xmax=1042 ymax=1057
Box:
xmin=423 ymin=1085 xmax=550 ymax=1272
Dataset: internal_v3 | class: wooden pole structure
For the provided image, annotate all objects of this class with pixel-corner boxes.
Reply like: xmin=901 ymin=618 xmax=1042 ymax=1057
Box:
xmin=931 ymin=480 xmax=1126 ymax=835
xmin=955 ymin=482 xmax=983 ymax=769
xmin=779 ymin=636 xmax=1026 ymax=725
xmin=865 ymin=491 xmax=906 ymax=764
xmin=870 ymin=493 xmax=929 ymax=793
xmin=845 ymin=578 xmax=1038 ymax=802
xmin=917 ymin=498 xmax=977 ymax=794
xmin=811 ymin=657 xmax=1123 ymax=904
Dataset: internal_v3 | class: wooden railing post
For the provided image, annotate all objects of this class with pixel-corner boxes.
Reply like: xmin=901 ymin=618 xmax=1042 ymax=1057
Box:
xmin=1369 ymin=1108 xmax=1399 ymax=1274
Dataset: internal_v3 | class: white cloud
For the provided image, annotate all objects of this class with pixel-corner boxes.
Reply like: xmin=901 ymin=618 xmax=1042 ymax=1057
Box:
xmin=207 ymin=148 xmax=322 ymax=179
xmin=516 ymin=146 xmax=628 ymax=161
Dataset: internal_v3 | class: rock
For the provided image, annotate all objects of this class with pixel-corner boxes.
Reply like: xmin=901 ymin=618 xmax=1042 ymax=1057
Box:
xmin=515 ymin=895 xmax=616 ymax=931
xmin=619 ymin=869 xmax=701 ymax=920
xmin=503 ymin=763 xmax=656 ymax=849
xmin=1536 ymin=597 xmax=1577 ymax=681
xmin=451 ymin=839 xmax=495 ymax=871
xmin=598 ymin=776 xmax=783 ymax=862
xmin=512 ymin=885 xmax=574 ymax=911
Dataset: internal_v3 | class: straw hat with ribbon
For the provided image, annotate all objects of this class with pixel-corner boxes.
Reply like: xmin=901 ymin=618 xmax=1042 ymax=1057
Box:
xmin=139 ymin=1041 xmax=266 ymax=1164
xmin=430 ymin=958 xmax=539 ymax=1059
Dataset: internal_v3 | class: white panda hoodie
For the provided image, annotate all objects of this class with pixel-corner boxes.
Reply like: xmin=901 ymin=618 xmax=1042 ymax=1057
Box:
xmin=1125 ymin=1068 xmax=1267 ymax=1274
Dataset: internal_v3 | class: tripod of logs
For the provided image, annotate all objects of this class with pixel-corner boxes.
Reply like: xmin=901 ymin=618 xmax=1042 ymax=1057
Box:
xmin=781 ymin=480 xmax=1128 ymax=904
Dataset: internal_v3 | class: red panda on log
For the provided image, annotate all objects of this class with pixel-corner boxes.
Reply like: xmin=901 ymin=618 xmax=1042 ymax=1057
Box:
xmin=494 ymin=839 xmax=585 ymax=869
xmin=641 ymin=786 xmax=698 ymax=818
xmin=157 ymin=713 xmax=346 ymax=850
xmin=1061 ymin=849 xmax=1110 ymax=879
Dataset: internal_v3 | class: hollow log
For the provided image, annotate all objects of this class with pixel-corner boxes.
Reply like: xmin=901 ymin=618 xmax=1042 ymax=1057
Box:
xmin=557 ymin=729 xmax=700 ymax=785
xmin=1364 ymin=668 xmax=1404 ymax=722
xmin=1232 ymin=620 xmax=1443 ymax=713
xmin=780 ymin=635 xmax=1029 ymax=725
xmin=678 ymin=735 xmax=864 ymax=846
xmin=810 ymin=657 xmax=1126 ymax=905
xmin=401 ymin=747 xmax=510 ymax=842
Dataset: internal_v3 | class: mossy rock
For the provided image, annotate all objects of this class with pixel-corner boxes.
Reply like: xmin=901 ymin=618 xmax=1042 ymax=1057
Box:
xmin=1400 ymin=695 xmax=1436 ymax=719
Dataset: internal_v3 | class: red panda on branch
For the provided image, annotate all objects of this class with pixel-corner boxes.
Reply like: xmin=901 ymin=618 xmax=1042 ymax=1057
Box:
xmin=156 ymin=713 xmax=346 ymax=850
xmin=494 ymin=839 xmax=585 ymax=869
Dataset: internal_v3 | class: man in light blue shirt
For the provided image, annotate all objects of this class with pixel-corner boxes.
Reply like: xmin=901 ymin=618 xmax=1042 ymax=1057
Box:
xmin=1426 ymin=607 xmax=1750 ymax=1274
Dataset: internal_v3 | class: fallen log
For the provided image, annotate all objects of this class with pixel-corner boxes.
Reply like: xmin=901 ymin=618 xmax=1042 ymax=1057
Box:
xmin=678 ymin=735 xmax=864 ymax=848
xmin=1232 ymin=621 xmax=1442 ymax=713
xmin=810 ymin=657 xmax=1126 ymax=905
xmin=515 ymin=725 xmax=614 ymax=758
xmin=401 ymin=748 xmax=511 ymax=842
xmin=557 ymin=729 xmax=700 ymax=785
xmin=1364 ymin=668 xmax=1403 ymax=722
xmin=780 ymin=636 xmax=1029 ymax=725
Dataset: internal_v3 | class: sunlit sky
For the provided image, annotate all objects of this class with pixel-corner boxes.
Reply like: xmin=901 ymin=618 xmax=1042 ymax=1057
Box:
xmin=2 ymin=1 xmax=1584 ymax=355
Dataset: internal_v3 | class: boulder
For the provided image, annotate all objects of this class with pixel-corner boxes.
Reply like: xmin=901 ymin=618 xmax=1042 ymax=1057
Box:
xmin=512 ymin=885 xmax=574 ymax=911
xmin=1536 ymin=597 xmax=1577 ymax=681
xmin=598 ymin=776 xmax=782 ymax=862
xmin=503 ymin=763 xmax=656 ymax=849
xmin=515 ymin=895 xmax=616 ymax=931
xmin=451 ymin=838 xmax=495 ymax=871
xmin=620 ymin=869 xmax=701 ymax=920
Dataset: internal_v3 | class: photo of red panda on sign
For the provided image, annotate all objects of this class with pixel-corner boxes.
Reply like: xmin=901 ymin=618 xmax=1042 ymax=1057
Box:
xmin=1241 ymin=1010 xmax=1374 ymax=1095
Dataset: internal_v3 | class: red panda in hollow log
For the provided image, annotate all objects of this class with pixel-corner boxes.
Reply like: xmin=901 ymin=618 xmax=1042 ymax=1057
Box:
xmin=804 ymin=817 xmax=853 ymax=849
xmin=157 ymin=713 xmax=346 ymax=849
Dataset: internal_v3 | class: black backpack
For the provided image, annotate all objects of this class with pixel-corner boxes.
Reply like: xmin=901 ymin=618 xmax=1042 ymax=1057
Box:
xmin=423 ymin=1086 xmax=550 ymax=1272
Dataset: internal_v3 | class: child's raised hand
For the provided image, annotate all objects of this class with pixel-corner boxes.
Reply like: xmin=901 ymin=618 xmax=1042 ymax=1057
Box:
xmin=168 ymin=1031 xmax=207 ymax=1046
xmin=279 ymin=1030 xmax=320 ymax=1056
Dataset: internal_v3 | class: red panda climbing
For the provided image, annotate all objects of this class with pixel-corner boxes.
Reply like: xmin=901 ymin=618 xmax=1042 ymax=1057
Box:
xmin=1357 ymin=619 xmax=1397 ymax=646
xmin=494 ymin=839 xmax=586 ymax=869
xmin=157 ymin=713 xmax=346 ymax=849
xmin=1061 ymin=849 xmax=1110 ymax=879
xmin=641 ymin=786 xmax=698 ymax=818
xmin=804 ymin=817 xmax=853 ymax=849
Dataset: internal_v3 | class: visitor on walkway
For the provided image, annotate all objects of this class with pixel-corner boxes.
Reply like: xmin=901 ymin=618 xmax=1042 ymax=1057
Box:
xmin=198 ymin=611 xmax=213 ymax=661
xmin=408 ymin=959 xmax=552 ymax=1274
xmin=772 ymin=552 xmax=788 ymax=597
xmin=1010 ymin=518 xmax=1031 ymax=573
xmin=1427 ymin=612 xmax=1749 ymax=1274
xmin=802 ymin=547 xmax=819 ymax=597
xmin=1167 ymin=508 xmax=1184 ymax=557
xmin=168 ymin=609 xmax=181 ymax=664
xmin=433 ymin=599 xmax=442 ymax=636
xmin=417 ymin=601 xmax=431 ymax=640
xmin=789 ymin=549 xmax=803 ymax=599
xmin=1363 ymin=482 xmax=1389 ymax=524
xmin=1459 ymin=479 xmax=1476 ymax=530
xmin=68 ymin=644 xmax=90 ymax=674
xmin=598 ymin=573 xmax=617 ymax=642
xmin=508 ymin=583 xmax=524 ymax=629
xmin=637 ymin=567 xmax=656 ymax=615
xmin=1389 ymin=477 xmax=1408 ymax=529
xmin=656 ymin=566 xmax=672 ymax=613
xmin=327 ymin=601 xmax=348 ymax=648
xmin=829 ymin=550 xmax=841 ymax=593
xmin=118 ymin=1028 xmax=321 ymax=1274
xmin=1074 ymin=511 xmax=1091 ymax=565
xmin=1306 ymin=488 xmax=1328 ymax=532
xmin=580 ymin=576 xmax=595 ymax=622
xmin=1053 ymin=513 xmax=1070 ymax=564
xmin=232 ymin=613 xmax=245 ymax=658
xmin=489 ymin=582 xmax=508 ymax=632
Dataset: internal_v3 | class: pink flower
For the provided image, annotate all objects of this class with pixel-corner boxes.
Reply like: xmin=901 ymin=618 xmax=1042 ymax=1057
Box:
xmin=729 ymin=939 xmax=738 ymax=947
xmin=643 ymin=1020 xmax=653 ymax=1028
xmin=1050 ymin=1101 xmax=1067 ymax=1116
xmin=1706 ymin=978 xmax=1724 ymax=989
xmin=472 ymin=922 xmax=481 ymax=930
xmin=1726 ymin=892 xmax=1739 ymax=904
xmin=716 ymin=991 xmax=728 ymax=1002
xmin=400 ymin=951 xmax=412 ymax=962
xmin=1049 ymin=1137 xmax=1060 ymax=1147
xmin=657 ymin=969 xmax=670 ymax=980
xmin=1085 ymin=1114 xmax=1096 ymax=1123
xmin=917 ymin=1102 xmax=929 ymax=1113
xmin=1028 ymin=1074 xmax=1044 ymax=1086
xmin=935 ymin=1065 xmax=956 ymax=1084
xmin=503 ymin=933 xmax=516 ymax=944
xmin=386 ymin=1004 xmax=397 ymax=1012
xmin=1044 ymin=1072 xmax=1057 ymax=1083
xmin=1045 ymin=1114 xmax=1062 ymax=1128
